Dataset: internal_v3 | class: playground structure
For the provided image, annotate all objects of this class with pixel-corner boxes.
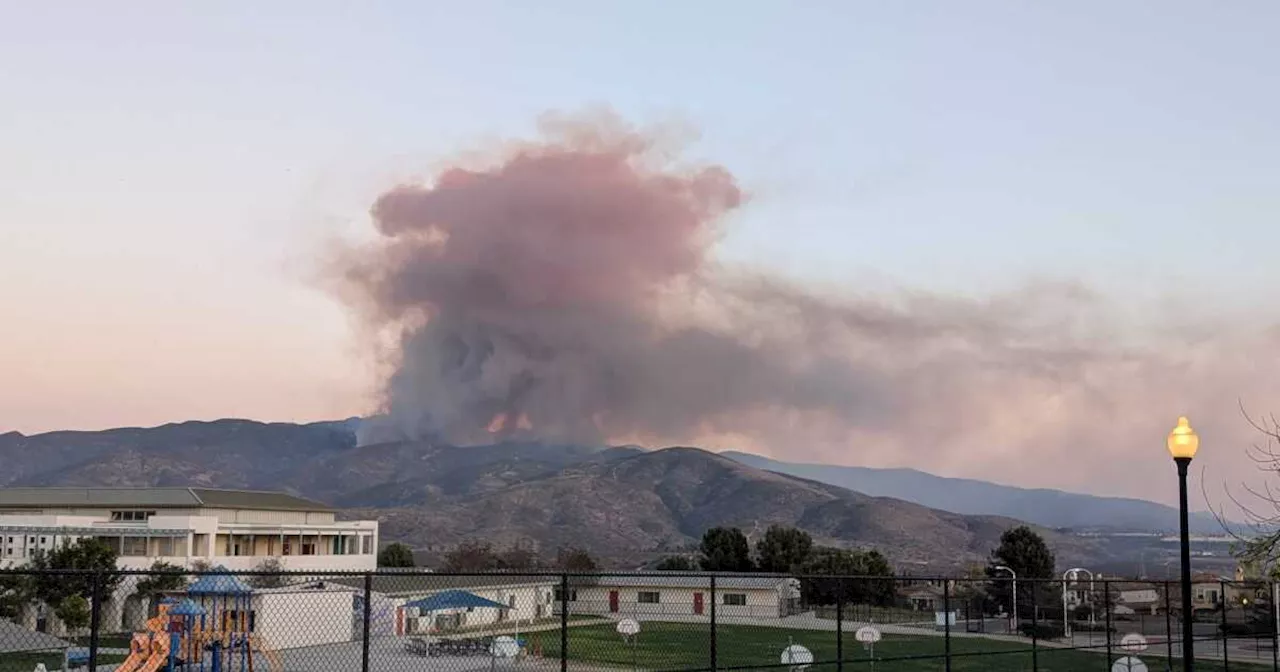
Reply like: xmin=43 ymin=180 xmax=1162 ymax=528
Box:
xmin=114 ymin=569 xmax=282 ymax=672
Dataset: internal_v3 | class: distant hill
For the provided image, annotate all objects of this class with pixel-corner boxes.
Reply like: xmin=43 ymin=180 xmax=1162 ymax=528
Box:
xmin=342 ymin=446 xmax=1098 ymax=569
xmin=0 ymin=419 xmax=1099 ymax=569
xmin=722 ymin=452 xmax=1224 ymax=534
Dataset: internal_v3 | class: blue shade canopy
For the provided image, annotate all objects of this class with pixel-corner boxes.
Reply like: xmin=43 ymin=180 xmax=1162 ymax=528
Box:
xmin=169 ymin=599 xmax=207 ymax=616
xmin=403 ymin=590 xmax=509 ymax=612
xmin=187 ymin=568 xmax=253 ymax=595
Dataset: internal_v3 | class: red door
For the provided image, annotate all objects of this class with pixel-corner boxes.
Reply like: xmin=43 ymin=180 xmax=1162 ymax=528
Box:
xmin=609 ymin=591 xmax=620 ymax=612
xmin=693 ymin=592 xmax=704 ymax=615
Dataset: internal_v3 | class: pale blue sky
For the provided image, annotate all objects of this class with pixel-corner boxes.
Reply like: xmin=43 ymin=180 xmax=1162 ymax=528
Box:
xmin=2 ymin=2 xmax=1278 ymax=499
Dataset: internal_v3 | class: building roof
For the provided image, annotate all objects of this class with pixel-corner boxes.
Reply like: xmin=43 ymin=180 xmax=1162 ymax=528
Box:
xmin=0 ymin=618 xmax=72 ymax=654
xmin=188 ymin=569 xmax=254 ymax=595
xmin=0 ymin=487 xmax=333 ymax=512
xmin=331 ymin=574 xmax=556 ymax=596
xmin=330 ymin=573 xmax=793 ymax=596
xmin=579 ymin=575 xmax=792 ymax=591
xmin=404 ymin=590 xmax=511 ymax=612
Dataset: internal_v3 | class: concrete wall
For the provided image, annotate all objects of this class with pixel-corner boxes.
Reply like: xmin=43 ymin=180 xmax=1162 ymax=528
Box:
xmin=254 ymin=590 xmax=354 ymax=650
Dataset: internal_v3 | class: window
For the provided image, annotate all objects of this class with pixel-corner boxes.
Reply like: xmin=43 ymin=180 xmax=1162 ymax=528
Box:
xmin=39 ymin=537 xmax=47 ymax=545
xmin=638 ymin=591 xmax=660 ymax=604
xmin=121 ymin=537 xmax=148 ymax=557
xmin=110 ymin=511 xmax=156 ymax=522
xmin=361 ymin=536 xmax=372 ymax=554
xmin=722 ymin=593 xmax=747 ymax=606
xmin=282 ymin=541 xmax=292 ymax=556
xmin=553 ymin=588 xmax=578 ymax=602
xmin=301 ymin=543 xmax=316 ymax=556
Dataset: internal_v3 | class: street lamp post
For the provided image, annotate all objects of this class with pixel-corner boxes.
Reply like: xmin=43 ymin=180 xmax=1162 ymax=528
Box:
xmin=1168 ymin=416 xmax=1200 ymax=672
xmin=1061 ymin=567 xmax=1095 ymax=639
xmin=995 ymin=565 xmax=1018 ymax=633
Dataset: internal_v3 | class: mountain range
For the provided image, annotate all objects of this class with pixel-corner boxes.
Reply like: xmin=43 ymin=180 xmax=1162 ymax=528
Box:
xmin=722 ymin=452 xmax=1223 ymax=535
xmin=0 ymin=417 xmax=1203 ymax=568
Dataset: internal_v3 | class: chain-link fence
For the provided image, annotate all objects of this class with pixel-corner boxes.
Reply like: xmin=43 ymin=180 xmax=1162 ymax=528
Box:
xmin=2 ymin=569 xmax=1278 ymax=671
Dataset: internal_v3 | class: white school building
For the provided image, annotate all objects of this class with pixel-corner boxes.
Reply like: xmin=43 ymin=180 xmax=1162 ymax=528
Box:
xmin=0 ymin=487 xmax=378 ymax=638
xmin=0 ymin=487 xmax=378 ymax=572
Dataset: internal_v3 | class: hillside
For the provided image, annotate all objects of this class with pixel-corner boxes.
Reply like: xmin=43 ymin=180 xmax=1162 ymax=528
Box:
xmin=346 ymin=447 xmax=1098 ymax=568
xmin=723 ymin=452 xmax=1223 ymax=534
xmin=0 ymin=420 xmax=1098 ymax=569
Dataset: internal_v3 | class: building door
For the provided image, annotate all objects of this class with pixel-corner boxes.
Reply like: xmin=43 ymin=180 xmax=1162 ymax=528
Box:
xmin=693 ymin=592 xmax=704 ymax=616
xmin=609 ymin=591 xmax=619 ymax=613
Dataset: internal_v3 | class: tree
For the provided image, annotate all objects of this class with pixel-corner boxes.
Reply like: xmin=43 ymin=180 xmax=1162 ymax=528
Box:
xmin=377 ymin=543 xmax=416 ymax=568
xmin=952 ymin=562 xmax=990 ymax=616
xmin=246 ymin=558 xmax=287 ymax=589
xmin=655 ymin=556 xmax=697 ymax=571
xmin=795 ymin=547 xmax=896 ymax=607
xmin=755 ymin=526 xmax=813 ymax=573
xmin=55 ymin=595 xmax=90 ymax=635
xmin=986 ymin=526 xmax=1056 ymax=620
xmin=699 ymin=527 xmax=753 ymax=572
xmin=29 ymin=538 xmax=122 ymax=609
xmin=0 ymin=573 xmax=33 ymax=620
xmin=987 ymin=526 xmax=1055 ymax=580
xmin=555 ymin=546 xmax=598 ymax=572
xmin=498 ymin=543 xmax=540 ymax=570
xmin=134 ymin=561 xmax=188 ymax=601
xmin=443 ymin=541 xmax=503 ymax=571
xmin=442 ymin=540 xmax=543 ymax=571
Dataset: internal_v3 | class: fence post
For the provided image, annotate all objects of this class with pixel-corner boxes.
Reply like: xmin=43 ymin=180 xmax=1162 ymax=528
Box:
xmin=361 ymin=572 xmax=372 ymax=672
xmin=87 ymin=569 xmax=104 ymax=672
xmin=1272 ymin=581 xmax=1278 ymax=672
xmin=710 ymin=574 xmax=718 ymax=672
xmin=560 ymin=573 xmax=569 ymax=672
xmin=1030 ymin=579 xmax=1038 ymax=672
xmin=836 ymin=577 xmax=844 ymax=672
xmin=1164 ymin=581 xmax=1174 ymax=664
xmin=1220 ymin=580 xmax=1229 ymax=670
xmin=1104 ymin=581 xmax=1113 ymax=669
xmin=943 ymin=579 xmax=952 ymax=672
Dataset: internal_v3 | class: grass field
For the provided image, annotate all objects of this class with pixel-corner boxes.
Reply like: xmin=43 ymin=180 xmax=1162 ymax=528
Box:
xmin=525 ymin=622 xmax=1270 ymax=671
xmin=0 ymin=651 xmax=127 ymax=672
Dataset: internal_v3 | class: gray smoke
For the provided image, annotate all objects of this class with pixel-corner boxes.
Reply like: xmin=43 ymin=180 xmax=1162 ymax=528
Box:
xmin=332 ymin=113 xmax=1280 ymax=501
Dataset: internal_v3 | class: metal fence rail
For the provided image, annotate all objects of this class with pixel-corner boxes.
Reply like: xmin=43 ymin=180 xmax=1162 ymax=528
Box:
xmin=0 ymin=569 xmax=1276 ymax=671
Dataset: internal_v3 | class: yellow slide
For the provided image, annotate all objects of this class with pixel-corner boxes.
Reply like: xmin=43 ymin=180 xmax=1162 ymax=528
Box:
xmin=250 ymin=634 xmax=284 ymax=672
xmin=115 ymin=604 xmax=172 ymax=672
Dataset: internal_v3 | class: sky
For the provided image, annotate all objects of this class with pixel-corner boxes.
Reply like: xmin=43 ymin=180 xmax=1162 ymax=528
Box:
xmin=2 ymin=1 xmax=1279 ymax=508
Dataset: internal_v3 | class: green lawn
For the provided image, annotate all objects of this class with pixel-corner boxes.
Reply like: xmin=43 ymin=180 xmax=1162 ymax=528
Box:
xmin=525 ymin=622 xmax=1270 ymax=671
xmin=0 ymin=651 xmax=127 ymax=672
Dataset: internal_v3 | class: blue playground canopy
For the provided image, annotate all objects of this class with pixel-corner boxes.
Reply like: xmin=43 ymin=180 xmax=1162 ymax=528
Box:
xmin=169 ymin=599 xmax=208 ymax=616
xmin=187 ymin=567 xmax=253 ymax=595
xmin=403 ymin=590 xmax=510 ymax=612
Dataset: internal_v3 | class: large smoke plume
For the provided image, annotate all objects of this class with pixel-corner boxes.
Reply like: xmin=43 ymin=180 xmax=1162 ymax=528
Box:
xmin=334 ymin=112 xmax=1280 ymax=500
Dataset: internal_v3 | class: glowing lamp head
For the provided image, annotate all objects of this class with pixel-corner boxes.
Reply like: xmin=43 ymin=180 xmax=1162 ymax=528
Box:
xmin=1167 ymin=416 xmax=1200 ymax=460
